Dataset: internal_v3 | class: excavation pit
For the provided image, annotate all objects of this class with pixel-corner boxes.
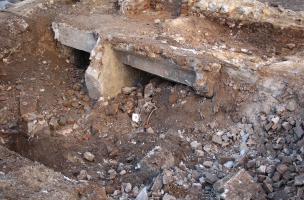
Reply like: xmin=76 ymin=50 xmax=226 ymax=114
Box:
xmin=1 ymin=0 xmax=304 ymax=199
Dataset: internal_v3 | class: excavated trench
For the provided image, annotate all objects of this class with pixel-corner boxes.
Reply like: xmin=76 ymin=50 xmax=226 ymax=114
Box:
xmin=6 ymin=19 xmax=304 ymax=177
xmin=2 ymin=0 xmax=304 ymax=199
xmin=5 ymin=4 xmax=304 ymax=175
xmin=5 ymin=42 xmax=161 ymax=179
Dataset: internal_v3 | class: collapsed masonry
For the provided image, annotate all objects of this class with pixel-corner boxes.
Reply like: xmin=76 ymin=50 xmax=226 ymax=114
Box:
xmin=52 ymin=0 xmax=304 ymax=116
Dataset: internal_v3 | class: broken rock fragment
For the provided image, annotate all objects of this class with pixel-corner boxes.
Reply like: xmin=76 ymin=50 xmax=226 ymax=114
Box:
xmin=122 ymin=182 xmax=132 ymax=193
xmin=77 ymin=169 xmax=91 ymax=180
xmin=49 ymin=117 xmax=59 ymax=130
xmin=135 ymin=187 xmax=148 ymax=200
xmin=119 ymin=0 xmax=150 ymax=14
xmin=162 ymin=193 xmax=176 ymax=200
xmin=212 ymin=134 xmax=222 ymax=145
xmin=83 ymin=152 xmax=95 ymax=162
xmin=19 ymin=91 xmax=51 ymax=137
xmin=121 ymin=86 xmax=137 ymax=95
xmin=190 ymin=141 xmax=202 ymax=150
xmin=151 ymin=174 xmax=163 ymax=192
xmin=144 ymin=83 xmax=154 ymax=99
xmin=213 ymin=169 xmax=266 ymax=200
xmin=203 ymin=161 xmax=213 ymax=168
xmin=294 ymin=174 xmax=304 ymax=186
xmin=204 ymin=172 xmax=218 ymax=184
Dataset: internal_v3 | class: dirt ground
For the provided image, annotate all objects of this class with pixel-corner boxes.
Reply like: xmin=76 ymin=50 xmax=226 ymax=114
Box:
xmin=1 ymin=0 xmax=304 ymax=200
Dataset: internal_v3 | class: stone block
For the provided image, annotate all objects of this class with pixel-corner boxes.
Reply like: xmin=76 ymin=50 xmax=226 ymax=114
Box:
xmin=214 ymin=169 xmax=266 ymax=200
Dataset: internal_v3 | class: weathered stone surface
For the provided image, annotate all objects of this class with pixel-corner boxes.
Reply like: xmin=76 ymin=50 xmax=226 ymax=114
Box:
xmin=85 ymin=66 xmax=103 ymax=99
xmin=214 ymin=169 xmax=266 ymax=200
xmin=52 ymin=23 xmax=97 ymax=53
xmin=85 ymin=41 xmax=141 ymax=99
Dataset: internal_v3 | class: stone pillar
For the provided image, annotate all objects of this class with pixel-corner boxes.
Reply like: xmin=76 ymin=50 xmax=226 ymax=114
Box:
xmin=85 ymin=38 xmax=140 ymax=99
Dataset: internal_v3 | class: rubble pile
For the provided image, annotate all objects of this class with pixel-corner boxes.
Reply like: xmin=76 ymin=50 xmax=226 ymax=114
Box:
xmin=47 ymin=80 xmax=304 ymax=199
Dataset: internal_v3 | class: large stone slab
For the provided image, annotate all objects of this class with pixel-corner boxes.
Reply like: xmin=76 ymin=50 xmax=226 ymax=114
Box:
xmin=52 ymin=18 xmax=224 ymax=99
xmin=53 ymin=23 xmax=97 ymax=53
xmin=52 ymin=12 xmax=304 ymax=101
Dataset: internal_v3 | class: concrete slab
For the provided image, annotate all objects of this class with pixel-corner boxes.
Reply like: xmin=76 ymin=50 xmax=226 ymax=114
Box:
xmin=53 ymin=23 xmax=97 ymax=53
xmin=52 ymin=11 xmax=304 ymax=99
xmin=53 ymin=20 xmax=222 ymax=98
xmin=116 ymin=50 xmax=196 ymax=86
